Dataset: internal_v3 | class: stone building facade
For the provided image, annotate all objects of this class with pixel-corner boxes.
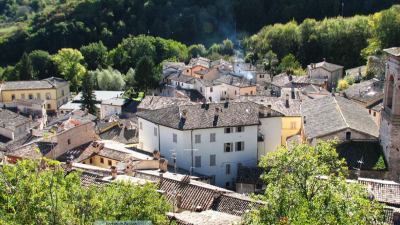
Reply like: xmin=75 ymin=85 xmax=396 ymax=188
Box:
xmin=380 ymin=47 xmax=400 ymax=181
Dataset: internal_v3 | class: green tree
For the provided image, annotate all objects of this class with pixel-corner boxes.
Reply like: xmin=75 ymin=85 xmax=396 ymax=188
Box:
xmin=16 ymin=52 xmax=34 ymax=80
xmin=221 ymin=39 xmax=235 ymax=56
xmin=0 ymin=159 xmax=171 ymax=224
xmin=125 ymin=68 xmax=136 ymax=88
xmin=109 ymin=35 xmax=156 ymax=73
xmin=28 ymin=50 xmax=57 ymax=80
xmin=244 ymin=141 xmax=384 ymax=225
xmin=135 ymin=56 xmax=159 ymax=92
xmin=263 ymin=50 xmax=279 ymax=76
xmin=278 ymin=54 xmax=301 ymax=72
xmin=337 ymin=79 xmax=350 ymax=91
xmin=188 ymin=44 xmax=207 ymax=59
xmin=80 ymin=72 xmax=97 ymax=114
xmin=80 ymin=41 xmax=109 ymax=70
xmin=52 ymin=48 xmax=86 ymax=92
xmin=91 ymin=67 xmax=126 ymax=91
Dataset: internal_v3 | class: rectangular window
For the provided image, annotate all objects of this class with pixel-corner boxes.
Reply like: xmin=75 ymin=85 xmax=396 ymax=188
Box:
xmin=154 ymin=127 xmax=158 ymax=136
xmin=28 ymin=94 xmax=33 ymax=99
xmin=210 ymin=133 xmax=216 ymax=142
xmin=21 ymin=94 xmax=25 ymax=99
xmin=224 ymin=143 xmax=233 ymax=152
xmin=47 ymin=104 xmax=51 ymax=109
xmin=195 ymin=156 xmax=201 ymax=168
xmin=195 ymin=134 xmax=201 ymax=144
xmin=346 ymin=132 xmax=351 ymax=140
xmin=224 ymin=127 xmax=232 ymax=133
xmin=11 ymin=94 xmax=15 ymax=100
xmin=236 ymin=141 xmax=245 ymax=151
xmin=62 ymin=89 xmax=65 ymax=96
xmin=210 ymin=154 xmax=216 ymax=166
xmin=226 ymin=164 xmax=231 ymax=175
xmin=236 ymin=126 xmax=244 ymax=132
xmin=67 ymin=139 xmax=71 ymax=145
xmin=36 ymin=93 xmax=41 ymax=100
xmin=290 ymin=122 xmax=297 ymax=129
xmin=139 ymin=122 xmax=143 ymax=130
xmin=89 ymin=158 xmax=93 ymax=164
xmin=173 ymin=133 xmax=177 ymax=143
xmin=46 ymin=93 xmax=51 ymax=100
xmin=100 ymin=157 xmax=104 ymax=164
xmin=108 ymin=160 xmax=112 ymax=166
xmin=210 ymin=87 xmax=213 ymax=92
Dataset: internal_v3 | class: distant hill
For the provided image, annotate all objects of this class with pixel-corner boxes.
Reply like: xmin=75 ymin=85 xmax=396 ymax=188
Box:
xmin=0 ymin=0 xmax=398 ymax=65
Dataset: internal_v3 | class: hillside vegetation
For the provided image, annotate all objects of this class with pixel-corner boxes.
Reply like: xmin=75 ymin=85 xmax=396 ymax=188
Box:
xmin=0 ymin=0 xmax=398 ymax=65
xmin=244 ymin=5 xmax=400 ymax=69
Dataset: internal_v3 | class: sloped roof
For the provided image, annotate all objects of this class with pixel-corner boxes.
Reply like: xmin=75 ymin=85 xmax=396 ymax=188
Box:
xmin=237 ymin=96 xmax=302 ymax=116
xmin=6 ymin=141 xmax=56 ymax=159
xmin=167 ymin=73 xmax=195 ymax=84
xmin=343 ymin=79 xmax=384 ymax=105
xmin=159 ymin=178 xmax=222 ymax=211
xmin=138 ymin=96 xmax=195 ymax=111
xmin=214 ymin=74 xmax=255 ymax=88
xmin=0 ymin=109 xmax=31 ymax=130
xmin=312 ymin=61 xmax=343 ymax=71
xmin=136 ymin=102 xmax=260 ymax=130
xmin=384 ymin=47 xmax=400 ymax=57
xmin=168 ymin=210 xmax=241 ymax=225
xmin=189 ymin=57 xmax=211 ymax=68
xmin=73 ymin=91 xmax=123 ymax=102
xmin=271 ymin=73 xmax=309 ymax=88
xmin=211 ymin=193 xmax=264 ymax=216
xmin=1 ymin=77 xmax=68 ymax=90
xmin=301 ymin=96 xmax=379 ymax=139
xmin=358 ymin=178 xmax=400 ymax=207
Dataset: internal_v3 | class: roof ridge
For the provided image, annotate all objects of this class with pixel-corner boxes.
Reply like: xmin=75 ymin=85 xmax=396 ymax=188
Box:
xmin=333 ymin=97 xmax=350 ymax=129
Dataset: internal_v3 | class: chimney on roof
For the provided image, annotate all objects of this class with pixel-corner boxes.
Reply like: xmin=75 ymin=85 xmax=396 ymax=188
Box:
xmin=153 ymin=150 xmax=161 ymax=160
xmin=159 ymin=158 xmax=168 ymax=172
xmin=125 ymin=164 xmax=134 ymax=176
xmin=66 ymin=158 xmax=73 ymax=171
xmin=176 ymin=193 xmax=182 ymax=210
xmin=213 ymin=107 xmax=220 ymax=127
xmin=285 ymin=94 xmax=290 ymax=108
xmin=111 ymin=166 xmax=117 ymax=180
xmin=224 ymin=99 xmax=229 ymax=108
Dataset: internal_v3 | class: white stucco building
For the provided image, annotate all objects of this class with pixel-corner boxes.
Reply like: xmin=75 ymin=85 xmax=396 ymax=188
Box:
xmin=100 ymin=98 xmax=126 ymax=119
xmin=136 ymin=102 xmax=260 ymax=188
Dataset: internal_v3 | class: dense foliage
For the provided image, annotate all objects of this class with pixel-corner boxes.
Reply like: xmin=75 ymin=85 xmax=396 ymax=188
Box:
xmin=244 ymin=6 xmax=400 ymax=69
xmin=0 ymin=159 xmax=171 ymax=224
xmin=244 ymin=141 xmax=385 ymax=224
xmin=0 ymin=0 xmax=398 ymax=65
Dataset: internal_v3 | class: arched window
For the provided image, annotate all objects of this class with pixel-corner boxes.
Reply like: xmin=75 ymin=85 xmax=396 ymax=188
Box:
xmin=386 ymin=75 xmax=394 ymax=109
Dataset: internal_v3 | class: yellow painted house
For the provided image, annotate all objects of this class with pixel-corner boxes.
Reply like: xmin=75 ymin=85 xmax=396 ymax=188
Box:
xmin=237 ymin=96 xmax=302 ymax=159
xmin=0 ymin=77 xmax=70 ymax=112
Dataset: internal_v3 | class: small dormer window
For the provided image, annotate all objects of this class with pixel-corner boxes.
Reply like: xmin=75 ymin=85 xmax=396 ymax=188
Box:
xmin=346 ymin=132 xmax=351 ymax=140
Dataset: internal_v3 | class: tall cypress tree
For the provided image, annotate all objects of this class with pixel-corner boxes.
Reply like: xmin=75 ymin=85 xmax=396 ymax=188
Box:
xmin=80 ymin=72 xmax=97 ymax=114
xmin=17 ymin=52 xmax=34 ymax=80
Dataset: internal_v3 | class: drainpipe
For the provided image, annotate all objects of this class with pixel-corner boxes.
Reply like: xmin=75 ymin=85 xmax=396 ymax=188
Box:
xmin=190 ymin=129 xmax=193 ymax=176
xmin=158 ymin=124 xmax=161 ymax=153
